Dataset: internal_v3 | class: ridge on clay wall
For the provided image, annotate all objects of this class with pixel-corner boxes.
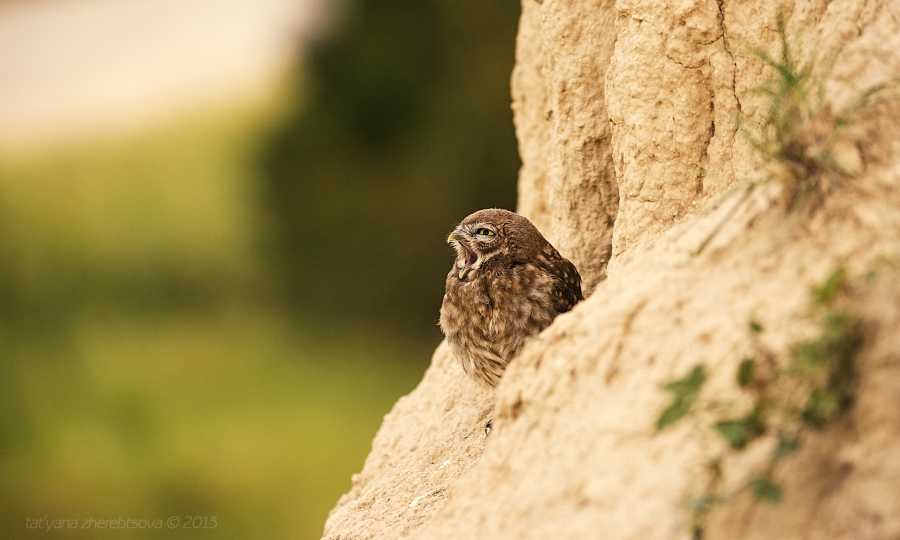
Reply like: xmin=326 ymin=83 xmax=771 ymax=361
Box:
xmin=322 ymin=1 xmax=900 ymax=539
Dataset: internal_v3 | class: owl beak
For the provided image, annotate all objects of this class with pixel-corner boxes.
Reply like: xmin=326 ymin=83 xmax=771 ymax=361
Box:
xmin=448 ymin=230 xmax=477 ymax=279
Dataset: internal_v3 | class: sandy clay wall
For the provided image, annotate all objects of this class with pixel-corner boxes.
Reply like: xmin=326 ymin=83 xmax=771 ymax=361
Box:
xmin=322 ymin=0 xmax=900 ymax=538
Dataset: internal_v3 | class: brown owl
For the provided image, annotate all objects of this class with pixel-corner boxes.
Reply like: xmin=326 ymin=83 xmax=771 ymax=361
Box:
xmin=439 ymin=208 xmax=583 ymax=387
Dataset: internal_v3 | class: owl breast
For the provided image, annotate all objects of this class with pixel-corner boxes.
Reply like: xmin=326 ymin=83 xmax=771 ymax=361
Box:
xmin=439 ymin=262 xmax=558 ymax=387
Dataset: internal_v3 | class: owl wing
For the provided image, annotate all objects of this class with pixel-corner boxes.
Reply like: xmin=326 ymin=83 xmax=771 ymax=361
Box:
xmin=543 ymin=252 xmax=583 ymax=315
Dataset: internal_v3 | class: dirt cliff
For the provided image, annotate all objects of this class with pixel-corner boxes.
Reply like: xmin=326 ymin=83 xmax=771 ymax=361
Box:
xmin=322 ymin=1 xmax=900 ymax=538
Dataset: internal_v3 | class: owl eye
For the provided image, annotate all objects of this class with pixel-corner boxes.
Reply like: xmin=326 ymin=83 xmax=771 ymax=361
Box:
xmin=476 ymin=228 xmax=496 ymax=236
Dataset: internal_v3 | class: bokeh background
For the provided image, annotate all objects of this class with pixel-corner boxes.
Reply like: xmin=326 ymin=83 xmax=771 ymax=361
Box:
xmin=0 ymin=0 xmax=520 ymax=538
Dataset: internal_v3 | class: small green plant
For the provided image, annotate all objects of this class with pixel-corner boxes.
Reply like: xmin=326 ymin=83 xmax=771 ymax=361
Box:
xmin=657 ymin=266 xmax=864 ymax=539
xmin=740 ymin=15 xmax=830 ymax=193
xmin=737 ymin=15 xmax=898 ymax=209
xmin=693 ymin=18 xmax=898 ymax=256
xmin=657 ymin=364 xmax=708 ymax=430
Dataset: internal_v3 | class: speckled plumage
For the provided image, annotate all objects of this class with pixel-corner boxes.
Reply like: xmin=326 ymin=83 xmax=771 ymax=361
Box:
xmin=439 ymin=208 xmax=583 ymax=387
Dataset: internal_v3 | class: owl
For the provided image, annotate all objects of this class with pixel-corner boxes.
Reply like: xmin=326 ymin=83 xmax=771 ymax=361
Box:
xmin=439 ymin=208 xmax=583 ymax=387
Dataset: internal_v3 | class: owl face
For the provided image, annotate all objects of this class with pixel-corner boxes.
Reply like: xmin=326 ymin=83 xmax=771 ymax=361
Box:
xmin=447 ymin=221 xmax=505 ymax=280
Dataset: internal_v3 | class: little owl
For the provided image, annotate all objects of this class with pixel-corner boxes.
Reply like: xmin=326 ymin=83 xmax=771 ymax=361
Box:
xmin=439 ymin=208 xmax=583 ymax=387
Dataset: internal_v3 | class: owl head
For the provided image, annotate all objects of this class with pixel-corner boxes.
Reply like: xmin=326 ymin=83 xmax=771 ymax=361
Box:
xmin=446 ymin=208 xmax=545 ymax=280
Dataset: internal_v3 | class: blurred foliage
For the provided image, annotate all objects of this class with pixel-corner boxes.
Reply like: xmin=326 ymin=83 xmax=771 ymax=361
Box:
xmin=259 ymin=0 xmax=522 ymax=339
xmin=0 ymin=0 xmax=523 ymax=536
xmin=658 ymin=267 xmax=863 ymax=540
xmin=0 ymin=106 xmax=427 ymax=539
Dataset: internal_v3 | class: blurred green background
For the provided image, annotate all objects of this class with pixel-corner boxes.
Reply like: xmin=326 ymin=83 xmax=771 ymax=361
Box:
xmin=261 ymin=0 xmax=521 ymax=334
xmin=0 ymin=0 xmax=520 ymax=538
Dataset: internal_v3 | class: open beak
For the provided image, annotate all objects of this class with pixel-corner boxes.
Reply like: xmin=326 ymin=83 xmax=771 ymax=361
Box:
xmin=447 ymin=231 xmax=477 ymax=279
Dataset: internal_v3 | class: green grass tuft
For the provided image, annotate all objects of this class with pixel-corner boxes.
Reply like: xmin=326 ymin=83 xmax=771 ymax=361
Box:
xmin=736 ymin=15 xmax=900 ymax=210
